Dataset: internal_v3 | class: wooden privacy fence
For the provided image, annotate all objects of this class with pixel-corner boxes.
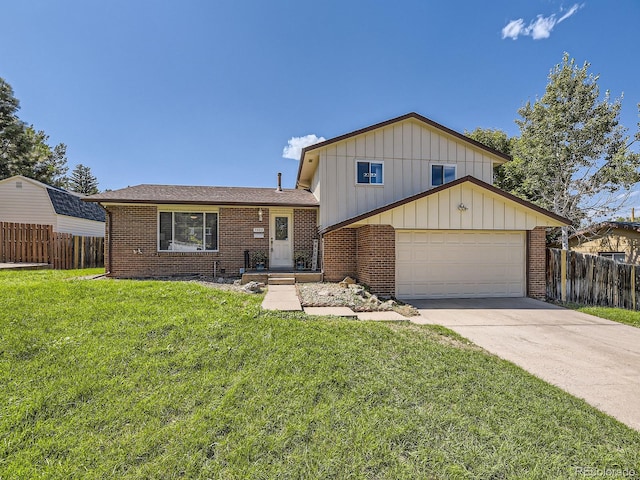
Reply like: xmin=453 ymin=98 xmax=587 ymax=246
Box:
xmin=547 ymin=248 xmax=639 ymax=310
xmin=0 ymin=222 xmax=104 ymax=270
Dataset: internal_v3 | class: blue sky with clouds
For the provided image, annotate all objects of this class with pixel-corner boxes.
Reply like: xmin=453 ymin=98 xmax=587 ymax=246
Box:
xmin=2 ymin=1 xmax=639 ymax=201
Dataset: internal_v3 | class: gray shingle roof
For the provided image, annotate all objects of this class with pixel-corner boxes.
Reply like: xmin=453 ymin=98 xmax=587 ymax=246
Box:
xmin=573 ymin=221 xmax=640 ymax=237
xmin=84 ymin=184 xmax=319 ymax=207
xmin=47 ymin=188 xmax=106 ymax=222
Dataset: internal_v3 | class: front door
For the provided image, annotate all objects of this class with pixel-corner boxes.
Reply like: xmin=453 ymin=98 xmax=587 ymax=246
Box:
xmin=270 ymin=211 xmax=293 ymax=268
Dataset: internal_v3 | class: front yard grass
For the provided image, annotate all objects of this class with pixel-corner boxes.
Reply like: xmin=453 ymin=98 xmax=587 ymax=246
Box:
xmin=1 ymin=269 xmax=639 ymax=479
xmin=574 ymin=305 xmax=640 ymax=328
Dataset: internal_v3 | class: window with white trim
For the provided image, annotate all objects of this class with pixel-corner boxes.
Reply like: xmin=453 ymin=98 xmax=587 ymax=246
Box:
xmin=356 ymin=160 xmax=383 ymax=185
xmin=158 ymin=212 xmax=218 ymax=251
xmin=431 ymin=164 xmax=456 ymax=187
xmin=599 ymin=252 xmax=626 ymax=263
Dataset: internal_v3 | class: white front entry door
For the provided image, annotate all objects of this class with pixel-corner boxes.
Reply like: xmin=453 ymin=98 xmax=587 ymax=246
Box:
xmin=270 ymin=211 xmax=293 ymax=268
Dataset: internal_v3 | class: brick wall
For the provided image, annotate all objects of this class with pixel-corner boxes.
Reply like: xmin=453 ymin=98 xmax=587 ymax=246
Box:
xmin=104 ymin=205 xmax=319 ymax=278
xmin=322 ymin=229 xmax=357 ymax=281
xmin=527 ymin=226 xmax=547 ymax=299
xmin=322 ymin=225 xmax=396 ymax=297
xmin=356 ymin=225 xmax=395 ymax=297
xmin=293 ymin=209 xmax=319 ymax=268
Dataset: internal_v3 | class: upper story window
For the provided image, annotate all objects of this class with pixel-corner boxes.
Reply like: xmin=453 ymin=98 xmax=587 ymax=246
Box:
xmin=356 ymin=160 xmax=384 ymax=185
xmin=431 ymin=164 xmax=456 ymax=187
xmin=158 ymin=211 xmax=218 ymax=252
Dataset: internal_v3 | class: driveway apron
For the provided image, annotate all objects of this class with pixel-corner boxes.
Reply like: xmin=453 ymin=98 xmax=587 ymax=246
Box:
xmin=410 ymin=297 xmax=640 ymax=431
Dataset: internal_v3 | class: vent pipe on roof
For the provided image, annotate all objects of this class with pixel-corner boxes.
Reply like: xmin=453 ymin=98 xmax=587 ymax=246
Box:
xmin=276 ymin=172 xmax=282 ymax=192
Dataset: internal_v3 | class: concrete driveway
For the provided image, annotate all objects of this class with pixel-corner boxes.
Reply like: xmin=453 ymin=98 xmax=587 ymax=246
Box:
xmin=409 ymin=297 xmax=640 ymax=431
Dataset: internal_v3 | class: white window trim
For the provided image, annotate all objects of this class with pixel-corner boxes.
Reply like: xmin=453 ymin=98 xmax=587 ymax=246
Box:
xmin=430 ymin=163 xmax=457 ymax=187
xmin=599 ymin=252 xmax=626 ymax=263
xmin=355 ymin=159 xmax=384 ymax=186
xmin=157 ymin=210 xmax=219 ymax=252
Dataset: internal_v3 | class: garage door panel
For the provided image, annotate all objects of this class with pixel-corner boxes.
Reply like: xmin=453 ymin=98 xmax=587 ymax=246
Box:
xmin=396 ymin=230 xmax=525 ymax=299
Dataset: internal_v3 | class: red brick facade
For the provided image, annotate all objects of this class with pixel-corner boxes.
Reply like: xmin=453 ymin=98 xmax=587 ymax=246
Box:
xmin=322 ymin=228 xmax=357 ymax=282
xmin=105 ymin=201 xmax=548 ymax=300
xmin=527 ymin=226 xmax=547 ymax=300
xmin=322 ymin=225 xmax=395 ymax=297
xmin=356 ymin=225 xmax=395 ymax=297
xmin=104 ymin=205 xmax=317 ymax=278
xmin=294 ymin=209 xmax=320 ymax=267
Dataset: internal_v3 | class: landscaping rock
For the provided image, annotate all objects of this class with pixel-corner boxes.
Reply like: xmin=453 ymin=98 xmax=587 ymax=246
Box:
xmin=296 ymin=282 xmax=419 ymax=316
xmin=349 ymin=285 xmax=366 ymax=296
xmin=243 ymin=281 xmax=263 ymax=293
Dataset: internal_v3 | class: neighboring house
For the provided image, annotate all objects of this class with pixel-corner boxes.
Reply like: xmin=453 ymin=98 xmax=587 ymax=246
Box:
xmin=85 ymin=112 xmax=569 ymax=299
xmin=570 ymin=221 xmax=640 ymax=264
xmin=0 ymin=175 xmax=105 ymax=236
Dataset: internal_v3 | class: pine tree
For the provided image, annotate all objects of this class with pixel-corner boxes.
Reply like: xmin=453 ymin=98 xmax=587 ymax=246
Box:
xmin=0 ymin=77 xmax=69 ymax=185
xmin=68 ymin=164 xmax=99 ymax=195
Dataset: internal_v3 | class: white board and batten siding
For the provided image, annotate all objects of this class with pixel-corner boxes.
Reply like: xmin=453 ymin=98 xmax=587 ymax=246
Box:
xmin=311 ymin=119 xmax=501 ymax=229
xmin=349 ymin=181 xmax=565 ymax=231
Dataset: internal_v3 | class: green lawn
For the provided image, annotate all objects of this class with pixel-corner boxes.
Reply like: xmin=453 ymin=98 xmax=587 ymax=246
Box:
xmin=575 ymin=305 xmax=640 ymax=328
xmin=1 ymin=270 xmax=639 ymax=479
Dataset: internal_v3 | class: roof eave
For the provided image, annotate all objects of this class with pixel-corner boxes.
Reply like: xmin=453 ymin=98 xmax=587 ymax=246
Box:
xmin=84 ymin=198 xmax=318 ymax=208
xmin=320 ymin=176 xmax=570 ymax=234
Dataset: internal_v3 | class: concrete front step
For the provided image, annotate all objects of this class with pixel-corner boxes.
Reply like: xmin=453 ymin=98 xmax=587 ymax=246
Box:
xmin=268 ymin=277 xmax=296 ymax=285
xmin=241 ymin=271 xmax=323 ymax=285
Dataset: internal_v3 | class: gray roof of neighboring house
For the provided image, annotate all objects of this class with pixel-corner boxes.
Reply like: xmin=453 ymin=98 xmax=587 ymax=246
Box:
xmin=84 ymin=184 xmax=319 ymax=207
xmin=573 ymin=221 xmax=640 ymax=237
xmin=47 ymin=188 xmax=106 ymax=222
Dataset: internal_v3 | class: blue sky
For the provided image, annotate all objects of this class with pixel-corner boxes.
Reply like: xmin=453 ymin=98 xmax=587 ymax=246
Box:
xmin=2 ymin=1 xmax=639 ymax=198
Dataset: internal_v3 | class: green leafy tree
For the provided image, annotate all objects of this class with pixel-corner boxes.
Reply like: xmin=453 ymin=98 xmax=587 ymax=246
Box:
xmin=0 ymin=77 xmax=68 ymax=186
xmin=506 ymin=53 xmax=640 ymax=248
xmin=466 ymin=127 xmax=518 ymax=190
xmin=68 ymin=164 xmax=99 ymax=195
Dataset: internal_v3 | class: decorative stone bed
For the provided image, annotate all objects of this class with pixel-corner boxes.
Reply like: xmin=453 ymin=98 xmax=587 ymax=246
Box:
xmin=296 ymin=282 xmax=419 ymax=316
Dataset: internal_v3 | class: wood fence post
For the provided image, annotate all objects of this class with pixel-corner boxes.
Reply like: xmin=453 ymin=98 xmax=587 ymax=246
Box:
xmin=561 ymin=249 xmax=567 ymax=302
xmin=633 ymin=265 xmax=636 ymax=311
xmin=80 ymin=236 xmax=85 ymax=269
xmin=73 ymin=236 xmax=79 ymax=269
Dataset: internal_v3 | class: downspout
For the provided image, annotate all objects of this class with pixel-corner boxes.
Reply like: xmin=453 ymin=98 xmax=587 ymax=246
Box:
xmin=106 ymin=207 xmax=112 ymax=275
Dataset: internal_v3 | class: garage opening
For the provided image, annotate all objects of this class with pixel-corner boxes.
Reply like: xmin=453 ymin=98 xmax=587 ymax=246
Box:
xmin=396 ymin=230 xmax=525 ymax=299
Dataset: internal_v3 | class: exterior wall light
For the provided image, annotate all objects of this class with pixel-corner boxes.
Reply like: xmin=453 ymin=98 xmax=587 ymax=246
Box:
xmin=258 ymin=208 xmax=263 ymax=221
xmin=457 ymin=203 xmax=468 ymax=212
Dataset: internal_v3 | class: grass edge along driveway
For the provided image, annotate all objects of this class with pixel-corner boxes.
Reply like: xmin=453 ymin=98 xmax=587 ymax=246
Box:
xmin=1 ymin=269 xmax=639 ymax=479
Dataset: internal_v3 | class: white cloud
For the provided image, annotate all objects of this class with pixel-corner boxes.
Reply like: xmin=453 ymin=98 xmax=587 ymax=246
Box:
xmin=501 ymin=19 xmax=525 ymax=40
xmin=530 ymin=15 xmax=556 ymax=39
xmin=282 ymin=134 xmax=326 ymax=160
xmin=558 ymin=4 xmax=580 ymax=23
xmin=501 ymin=3 xmax=582 ymax=40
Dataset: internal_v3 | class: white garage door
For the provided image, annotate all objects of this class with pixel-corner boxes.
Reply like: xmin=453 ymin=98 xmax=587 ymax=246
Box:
xmin=396 ymin=230 xmax=526 ymax=299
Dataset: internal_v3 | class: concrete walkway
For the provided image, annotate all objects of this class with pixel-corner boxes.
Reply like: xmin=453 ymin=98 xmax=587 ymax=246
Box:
xmin=261 ymin=285 xmax=302 ymax=311
xmin=410 ymin=297 xmax=640 ymax=431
